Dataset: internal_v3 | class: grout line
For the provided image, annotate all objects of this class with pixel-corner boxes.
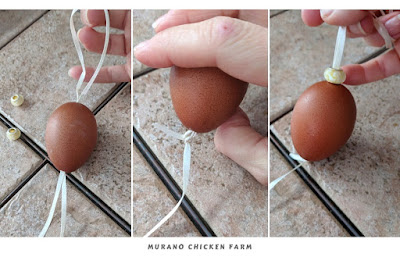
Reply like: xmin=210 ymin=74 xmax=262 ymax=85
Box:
xmin=270 ymin=10 xmax=287 ymax=18
xmin=0 ymin=10 xmax=50 ymax=52
xmin=93 ymin=82 xmax=130 ymax=115
xmin=133 ymin=126 xmax=216 ymax=237
xmin=132 ymin=67 xmax=157 ymax=80
xmin=270 ymin=107 xmax=294 ymax=125
xmin=356 ymin=47 xmax=387 ymax=64
xmin=270 ymin=131 xmax=364 ymax=236
xmin=0 ymin=159 xmax=47 ymax=210
xmin=47 ymin=162 xmax=132 ymax=236
xmin=0 ymin=112 xmax=49 ymax=160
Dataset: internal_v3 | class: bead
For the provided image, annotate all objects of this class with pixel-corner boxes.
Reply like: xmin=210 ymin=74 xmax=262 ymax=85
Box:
xmin=6 ymin=127 xmax=21 ymax=141
xmin=324 ymin=68 xmax=346 ymax=84
xmin=10 ymin=94 xmax=24 ymax=107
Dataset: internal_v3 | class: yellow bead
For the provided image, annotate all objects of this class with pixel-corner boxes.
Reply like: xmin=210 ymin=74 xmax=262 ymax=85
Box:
xmin=10 ymin=94 xmax=24 ymax=107
xmin=6 ymin=127 xmax=21 ymax=141
xmin=324 ymin=68 xmax=346 ymax=84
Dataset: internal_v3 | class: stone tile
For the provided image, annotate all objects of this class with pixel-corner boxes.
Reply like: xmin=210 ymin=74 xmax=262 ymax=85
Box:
xmin=270 ymin=145 xmax=348 ymax=237
xmin=0 ymin=10 xmax=126 ymax=149
xmin=271 ymin=74 xmax=400 ymax=236
xmin=0 ymin=122 xmax=42 ymax=200
xmin=270 ymin=10 xmax=286 ymax=17
xmin=73 ymin=85 xmax=131 ymax=222
xmin=132 ymin=146 xmax=200 ymax=237
xmin=270 ymin=10 xmax=378 ymax=121
xmin=0 ymin=164 xmax=127 ymax=237
xmin=0 ymin=10 xmax=46 ymax=48
xmin=133 ymin=68 xmax=267 ymax=237
xmin=133 ymin=10 xmax=168 ymax=75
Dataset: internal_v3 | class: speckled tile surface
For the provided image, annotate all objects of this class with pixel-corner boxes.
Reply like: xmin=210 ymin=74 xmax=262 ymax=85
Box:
xmin=132 ymin=146 xmax=200 ymax=237
xmin=73 ymin=85 xmax=131 ymax=222
xmin=0 ymin=10 xmax=130 ymax=237
xmin=133 ymin=68 xmax=267 ymax=237
xmin=133 ymin=10 xmax=168 ymax=75
xmin=271 ymin=73 xmax=400 ymax=236
xmin=270 ymin=10 xmax=377 ymax=121
xmin=0 ymin=10 xmax=46 ymax=48
xmin=270 ymin=145 xmax=348 ymax=237
xmin=0 ymin=10 xmax=125 ymax=149
xmin=0 ymin=164 xmax=127 ymax=237
xmin=0 ymin=123 xmax=42 ymax=200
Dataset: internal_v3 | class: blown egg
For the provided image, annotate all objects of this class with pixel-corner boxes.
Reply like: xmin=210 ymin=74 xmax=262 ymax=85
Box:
xmin=169 ymin=66 xmax=248 ymax=133
xmin=291 ymin=81 xmax=356 ymax=161
xmin=45 ymin=102 xmax=97 ymax=172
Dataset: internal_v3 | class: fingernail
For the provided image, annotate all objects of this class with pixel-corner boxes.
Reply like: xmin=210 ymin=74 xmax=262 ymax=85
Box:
xmin=77 ymin=28 xmax=82 ymax=38
xmin=320 ymin=9 xmax=333 ymax=19
xmin=152 ymin=14 xmax=166 ymax=30
xmin=133 ymin=40 xmax=149 ymax=53
xmin=83 ymin=10 xmax=92 ymax=26
xmin=68 ymin=68 xmax=73 ymax=77
xmin=385 ymin=14 xmax=400 ymax=37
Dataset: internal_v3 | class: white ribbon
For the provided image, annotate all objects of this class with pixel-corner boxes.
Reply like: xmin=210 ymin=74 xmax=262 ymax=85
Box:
xmin=144 ymin=124 xmax=196 ymax=237
xmin=70 ymin=9 xmax=110 ymax=103
xmin=39 ymin=9 xmax=110 ymax=237
xmin=332 ymin=26 xmax=346 ymax=70
xmin=39 ymin=171 xmax=67 ymax=237
xmin=269 ymin=153 xmax=307 ymax=191
xmin=370 ymin=11 xmax=394 ymax=49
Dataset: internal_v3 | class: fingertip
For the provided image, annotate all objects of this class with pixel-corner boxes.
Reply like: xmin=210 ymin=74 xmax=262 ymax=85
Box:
xmin=80 ymin=10 xmax=93 ymax=27
xmin=68 ymin=66 xmax=83 ymax=80
xmin=342 ymin=65 xmax=365 ymax=85
xmin=301 ymin=10 xmax=324 ymax=27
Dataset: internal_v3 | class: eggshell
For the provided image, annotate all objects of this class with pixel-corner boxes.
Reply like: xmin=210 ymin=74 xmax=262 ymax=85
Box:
xmin=291 ymin=81 xmax=356 ymax=162
xmin=169 ymin=66 xmax=248 ymax=133
xmin=45 ymin=102 xmax=97 ymax=173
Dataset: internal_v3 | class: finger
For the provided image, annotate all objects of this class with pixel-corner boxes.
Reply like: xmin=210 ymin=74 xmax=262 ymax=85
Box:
xmin=134 ymin=16 xmax=268 ymax=86
xmin=343 ymin=40 xmax=400 ymax=85
xmin=320 ymin=10 xmax=369 ymax=26
xmin=347 ymin=15 xmax=376 ymax=38
xmin=154 ymin=10 xmax=267 ymax=33
xmin=68 ymin=64 xmax=130 ymax=83
xmin=301 ymin=10 xmax=324 ymax=27
xmin=78 ymin=26 xmax=127 ymax=56
xmin=363 ymin=31 xmax=386 ymax=47
xmin=80 ymin=10 xmax=128 ymax=30
xmin=383 ymin=12 xmax=400 ymax=38
xmin=361 ymin=12 xmax=400 ymax=47
xmin=214 ymin=108 xmax=268 ymax=186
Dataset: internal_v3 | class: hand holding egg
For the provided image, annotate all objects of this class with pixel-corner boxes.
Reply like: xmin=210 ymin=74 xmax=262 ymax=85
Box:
xmin=134 ymin=10 xmax=268 ymax=185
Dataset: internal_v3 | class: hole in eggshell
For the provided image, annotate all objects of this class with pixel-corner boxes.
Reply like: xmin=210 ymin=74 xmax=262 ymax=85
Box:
xmin=9 ymin=128 xmax=15 ymax=133
xmin=12 ymin=95 xmax=18 ymax=100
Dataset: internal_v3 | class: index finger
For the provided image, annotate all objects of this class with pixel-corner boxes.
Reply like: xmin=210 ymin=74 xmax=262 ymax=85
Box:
xmin=154 ymin=9 xmax=268 ymax=33
xmin=80 ymin=10 xmax=129 ymax=30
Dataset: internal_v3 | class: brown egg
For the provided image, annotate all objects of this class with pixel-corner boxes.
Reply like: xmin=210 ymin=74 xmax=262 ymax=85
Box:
xmin=45 ymin=102 xmax=97 ymax=173
xmin=169 ymin=66 xmax=248 ymax=133
xmin=291 ymin=81 xmax=356 ymax=161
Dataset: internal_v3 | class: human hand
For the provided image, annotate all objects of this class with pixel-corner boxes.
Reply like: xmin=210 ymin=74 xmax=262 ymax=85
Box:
xmin=134 ymin=10 xmax=268 ymax=185
xmin=302 ymin=10 xmax=400 ymax=85
xmin=68 ymin=10 xmax=131 ymax=83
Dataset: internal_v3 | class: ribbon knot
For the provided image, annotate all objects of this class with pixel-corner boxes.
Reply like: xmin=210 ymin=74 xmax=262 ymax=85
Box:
xmin=144 ymin=124 xmax=196 ymax=237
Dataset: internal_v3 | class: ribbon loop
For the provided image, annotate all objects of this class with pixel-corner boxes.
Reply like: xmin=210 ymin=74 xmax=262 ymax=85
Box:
xmin=70 ymin=9 xmax=110 ymax=103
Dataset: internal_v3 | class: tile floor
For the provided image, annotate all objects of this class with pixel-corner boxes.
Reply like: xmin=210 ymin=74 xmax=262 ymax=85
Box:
xmin=132 ymin=10 xmax=268 ymax=237
xmin=270 ymin=10 xmax=400 ymax=236
xmin=0 ymin=10 xmax=130 ymax=237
